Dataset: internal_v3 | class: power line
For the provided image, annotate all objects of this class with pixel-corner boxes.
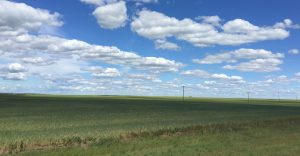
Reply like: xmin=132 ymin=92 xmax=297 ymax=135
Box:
xmin=247 ymin=91 xmax=250 ymax=104
xmin=182 ymin=85 xmax=185 ymax=102
xmin=277 ymin=91 xmax=280 ymax=102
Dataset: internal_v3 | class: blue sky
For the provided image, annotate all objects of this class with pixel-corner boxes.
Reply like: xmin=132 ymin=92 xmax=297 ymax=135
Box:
xmin=0 ymin=0 xmax=300 ymax=99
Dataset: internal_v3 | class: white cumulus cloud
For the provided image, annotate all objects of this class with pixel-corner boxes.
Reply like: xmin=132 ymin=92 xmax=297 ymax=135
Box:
xmin=195 ymin=15 xmax=221 ymax=26
xmin=223 ymin=58 xmax=283 ymax=72
xmin=92 ymin=1 xmax=128 ymax=29
xmin=193 ymin=48 xmax=283 ymax=64
xmin=181 ymin=69 xmax=210 ymax=78
xmin=154 ymin=39 xmax=180 ymax=51
xmin=0 ymin=0 xmax=183 ymax=80
xmin=288 ymin=49 xmax=299 ymax=55
xmin=82 ymin=66 xmax=121 ymax=78
xmin=131 ymin=10 xmax=293 ymax=48
xmin=193 ymin=48 xmax=284 ymax=72
xmin=0 ymin=0 xmax=62 ymax=36
xmin=181 ymin=69 xmax=245 ymax=83
xmin=0 ymin=63 xmax=27 ymax=80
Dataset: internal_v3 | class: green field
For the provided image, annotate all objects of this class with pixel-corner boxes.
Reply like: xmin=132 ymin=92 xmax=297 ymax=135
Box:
xmin=1 ymin=94 xmax=300 ymax=155
xmin=18 ymin=121 xmax=300 ymax=156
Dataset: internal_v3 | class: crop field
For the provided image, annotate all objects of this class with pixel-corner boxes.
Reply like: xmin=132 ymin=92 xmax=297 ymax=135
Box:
xmin=1 ymin=94 xmax=300 ymax=155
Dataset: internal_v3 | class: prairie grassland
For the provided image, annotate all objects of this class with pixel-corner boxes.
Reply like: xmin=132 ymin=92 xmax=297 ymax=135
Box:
xmin=0 ymin=94 xmax=300 ymax=155
xmin=17 ymin=119 xmax=300 ymax=156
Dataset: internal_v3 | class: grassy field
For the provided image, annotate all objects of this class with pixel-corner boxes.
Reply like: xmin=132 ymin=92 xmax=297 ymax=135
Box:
xmin=17 ymin=120 xmax=300 ymax=156
xmin=0 ymin=93 xmax=300 ymax=155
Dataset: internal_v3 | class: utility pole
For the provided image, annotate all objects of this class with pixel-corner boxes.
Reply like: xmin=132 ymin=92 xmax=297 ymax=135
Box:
xmin=182 ymin=85 xmax=185 ymax=102
xmin=296 ymin=93 xmax=298 ymax=101
xmin=247 ymin=91 xmax=250 ymax=104
xmin=277 ymin=91 xmax=280 ymax=102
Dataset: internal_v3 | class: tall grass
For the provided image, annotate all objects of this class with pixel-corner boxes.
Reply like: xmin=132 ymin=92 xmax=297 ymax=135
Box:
xmin=1 ymin=117 xmax=300 ymax=154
